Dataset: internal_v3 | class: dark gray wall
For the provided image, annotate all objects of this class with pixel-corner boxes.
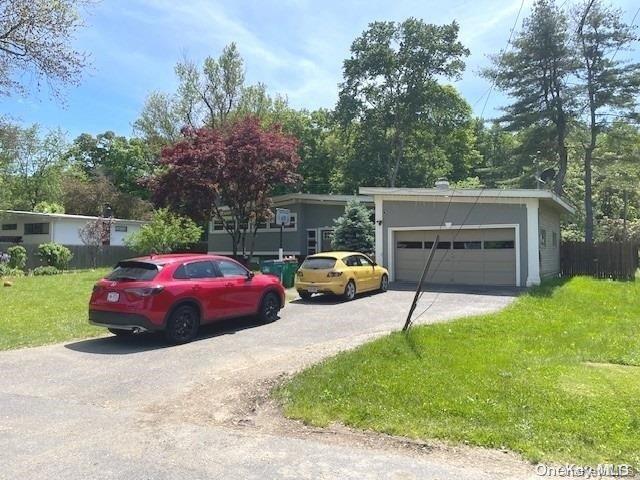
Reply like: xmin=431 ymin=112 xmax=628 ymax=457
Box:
xmin=207 ymin=201 xmax=375 ymax=258
xmin=382 ymin=201 xmax=529 ymax=286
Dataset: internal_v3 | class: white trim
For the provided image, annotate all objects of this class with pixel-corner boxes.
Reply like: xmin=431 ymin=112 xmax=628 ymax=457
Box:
xmin=1 ymin=209 xmax=146 ymax=223
xmin=387 ymin=224 xmax=521 ymax=287
xmin=525 ymin=198 xmax=541 ymax=286
xmin=208 ymin=250 xmax=301 ymax=256
xmin=359 ymin=187 xmax=574 ymax=214
xmin=271 ymin=193 xmax=373 ymax=206
xmin=374 ymin=196 xmax=383 ymax=265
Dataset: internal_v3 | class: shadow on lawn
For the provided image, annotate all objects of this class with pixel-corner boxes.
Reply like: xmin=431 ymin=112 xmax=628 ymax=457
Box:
xmin=64 ymin=314 xmax=273 ymax=355
xmin=526 ymin=277 xmax=571 ymax=298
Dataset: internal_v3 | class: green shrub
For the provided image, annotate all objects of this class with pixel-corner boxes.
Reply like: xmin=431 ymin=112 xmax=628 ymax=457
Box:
xmin=124 ymin=208 xmax=203 ymax=254
xmin=7 ymin=246 xmax=27 ymax=270
xmin=32 ymin=266 xmax=61 ymax=276
xmin=37 ymin=243 xmax=73 ymax=270
xmin=0 ymin=264 xmax=25 ymax=277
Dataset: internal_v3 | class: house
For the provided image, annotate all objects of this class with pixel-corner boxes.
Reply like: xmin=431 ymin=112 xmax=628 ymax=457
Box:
xmin=207 ymin=194 xmax=373 ymax=258
xmin=0 ymin=210 xmax=145 ymax=246
xmin=360 ymin=182 xmax=575 ymax=287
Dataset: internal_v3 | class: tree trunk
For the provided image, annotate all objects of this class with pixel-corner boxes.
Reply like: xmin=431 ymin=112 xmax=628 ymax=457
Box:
xmin=584 ymin=148 xmax=594 ymax=244
xmin=389 ymin=131 xmax=404 ymax=188
xmin=623 ymin=189 xmax=628 ymax=239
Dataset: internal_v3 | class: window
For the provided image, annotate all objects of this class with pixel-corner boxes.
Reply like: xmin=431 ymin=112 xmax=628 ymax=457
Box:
xmin=322 ymin=229 xmax=333 ymax=240
xmin=301 ymin=257 xmax=335 ymax=269
xmin=107 ymin=261 xmax=161 ymax=281
xmin=344 ymin=255 xmax=360 ymax=267
xmin=397 ymin=241 xmax=422 ymax=249
xmin=552 ymin=231 xmax=558 ymax=248
xmin=1 ymin=223 xmax=17 ymax=231
xmin=540 ymin=229 xmax=547 ymax=248
xmin=114 ymin=225 xmax=128 ymax=233
xmin=256 ymin=219 xmax=268 ymax=230
xmin=453 ymin=241 xmax=482 ymax=250
xmin=425 ymin=241 xmax=451 ymax=249
xmin=216 ymin=259 xmax=248 ymax=277
xmin=24 ymin=223 xmax=49 ymax=235
xmin=174 ymin=261 xmax=218 ymax=280
xmin=358 ymin=255 xmax=374 ymax=267
xmin=484 ymin=240 xmax=515 ymax=249
xmin=307 ymin=230 xmax=317 ymax=255
xmin=211 ymin=216 xmax=234 ymax=232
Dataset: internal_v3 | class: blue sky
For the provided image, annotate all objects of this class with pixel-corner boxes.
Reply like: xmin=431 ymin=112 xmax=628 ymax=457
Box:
xmin=2 ymin=0 xmax=638 ymax=139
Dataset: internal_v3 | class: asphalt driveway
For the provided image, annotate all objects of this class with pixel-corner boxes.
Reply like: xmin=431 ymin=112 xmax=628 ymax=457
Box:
xmin=0 ymin=286 xmax=536 ymax=480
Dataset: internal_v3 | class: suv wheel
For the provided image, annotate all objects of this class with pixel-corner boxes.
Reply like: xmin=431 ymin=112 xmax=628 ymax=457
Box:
xmin=259 ymin=292 xmax=280 ymax=323
xmin=343 ymin=280 xmax=356 ymax=301
xmin=165 ymin=305 xmax=200 ymax=344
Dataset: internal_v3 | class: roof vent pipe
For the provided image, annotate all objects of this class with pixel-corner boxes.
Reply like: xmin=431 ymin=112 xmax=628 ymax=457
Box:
xmin=435 ymin=178 xmax=450 ymax=190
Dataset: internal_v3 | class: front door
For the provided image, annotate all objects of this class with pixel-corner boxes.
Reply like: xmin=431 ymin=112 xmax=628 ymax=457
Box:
xmin=214 ymin=258 xmax=258 ymax=316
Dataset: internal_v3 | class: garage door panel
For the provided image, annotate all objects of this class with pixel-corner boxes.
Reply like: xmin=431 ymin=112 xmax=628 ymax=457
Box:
xmin=395 ymin=228 xmax=517 ymax=287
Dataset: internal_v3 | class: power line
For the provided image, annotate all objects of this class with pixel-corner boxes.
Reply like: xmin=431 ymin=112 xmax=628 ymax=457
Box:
xmin=610 ymin=6 xmax=640 ymax=62
xmin=479 ymin=0 xmax=527 ymax=119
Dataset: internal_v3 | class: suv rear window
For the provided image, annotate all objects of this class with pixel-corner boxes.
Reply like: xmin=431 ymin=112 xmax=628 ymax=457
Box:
xmin=106 ymin=261 xmax=160 ymax=281
xmin=301 ymin=257 xmax=336 ymax=269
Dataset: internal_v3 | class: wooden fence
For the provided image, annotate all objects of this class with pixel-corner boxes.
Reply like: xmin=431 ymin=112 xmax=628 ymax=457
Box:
xmin=560 ymin=241 xmax=639 ymax=281
xmin=0 ymin=243 xmax=137 ymax=270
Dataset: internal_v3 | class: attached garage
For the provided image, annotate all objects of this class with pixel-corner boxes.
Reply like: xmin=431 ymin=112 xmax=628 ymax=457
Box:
xmin=360 ymin=185 xmax=575 ymax=287
xmin=394 ymin=227 xmax=517 ymax=286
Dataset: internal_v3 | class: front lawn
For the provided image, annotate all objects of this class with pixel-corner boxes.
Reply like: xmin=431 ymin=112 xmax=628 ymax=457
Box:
xmin=276 ymin=277 xmax=640 ymax=466
xmin=0 ymin=269 xmax=110 ymax=350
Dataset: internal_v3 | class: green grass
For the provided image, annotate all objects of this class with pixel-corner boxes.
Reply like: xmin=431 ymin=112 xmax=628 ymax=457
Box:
xmin=276 ymin=277 xmax=640 ymax=466
xmin=0 ymin=269 xmax=110 ymax=350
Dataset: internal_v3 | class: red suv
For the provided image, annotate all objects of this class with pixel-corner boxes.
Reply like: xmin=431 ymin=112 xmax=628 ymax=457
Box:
xmin=89 ymin=254 xmax=285 ymax=344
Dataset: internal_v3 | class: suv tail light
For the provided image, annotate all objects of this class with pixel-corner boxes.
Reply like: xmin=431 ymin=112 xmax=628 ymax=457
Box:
xmin=124 ymin=286 xmax=164 ymax=297
xmin=327 ymin=271 xmax=343 ymax=278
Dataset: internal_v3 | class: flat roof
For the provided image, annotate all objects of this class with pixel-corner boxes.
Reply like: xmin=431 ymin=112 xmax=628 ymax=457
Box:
xmin=1 ymin=210 xmax=147 ymax=224
xmin=358 ymin=187 xmax=575 ymax=214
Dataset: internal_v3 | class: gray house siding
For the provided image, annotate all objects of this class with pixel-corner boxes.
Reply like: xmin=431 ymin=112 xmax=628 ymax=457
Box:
xmin=208 ymin=203 xmax=303 ymax=255
xmin=382 ymin=201 xmax=529 ymax=287
xmin=207 ymin=202 xmax=359 ymax=258
xmin=538 ymin=203 xmax=561 ymax=279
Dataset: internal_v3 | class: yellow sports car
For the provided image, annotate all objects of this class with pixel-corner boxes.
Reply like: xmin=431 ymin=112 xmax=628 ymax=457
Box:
xmin=295 ymin=251 xmax=389 ymax=301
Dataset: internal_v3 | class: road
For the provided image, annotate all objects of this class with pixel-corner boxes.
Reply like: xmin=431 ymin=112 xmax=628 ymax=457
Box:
xmin=0 ymin=286 xmax=538 ymax=479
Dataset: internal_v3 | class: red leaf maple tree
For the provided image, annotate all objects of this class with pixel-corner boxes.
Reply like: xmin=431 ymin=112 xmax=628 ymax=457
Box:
xmin=150 ymin=117 xmax=301 ymax=259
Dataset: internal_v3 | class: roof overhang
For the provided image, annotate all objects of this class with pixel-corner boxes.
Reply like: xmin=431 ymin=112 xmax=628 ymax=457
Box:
xmin=358 ymin=187 xmax=575 ymax=215
xmin=1 ymin=210 xmax=147 ymax=224
xmin=270 ymin=193 xmax=373 ymax=206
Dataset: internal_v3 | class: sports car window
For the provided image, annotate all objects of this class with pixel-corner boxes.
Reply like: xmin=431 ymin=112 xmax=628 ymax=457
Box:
xmin=344 ymin=255 xmax=360 ymax=267
xmin=358 ymin=255 xmax=373 ymax=267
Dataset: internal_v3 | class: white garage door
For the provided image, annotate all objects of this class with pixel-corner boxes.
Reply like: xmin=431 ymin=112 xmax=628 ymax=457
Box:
xmin=394 ymin=228 xmax=516 ymax=286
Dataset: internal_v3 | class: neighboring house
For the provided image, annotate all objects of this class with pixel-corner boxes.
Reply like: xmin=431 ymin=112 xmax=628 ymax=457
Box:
xmin=208 ymin=194 xmax=373 ymax=258
xmin=0 ymin=210 xmax=145 ymax=246
xmin=360 ymin=183 xmax=575 ymax=287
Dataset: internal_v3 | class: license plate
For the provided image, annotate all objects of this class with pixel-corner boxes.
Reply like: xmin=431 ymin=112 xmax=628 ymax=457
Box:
xmin=307 ymin=287 xmax=318 ymax=293
xmin=107 ymin=292 xmax=120 ymax=303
